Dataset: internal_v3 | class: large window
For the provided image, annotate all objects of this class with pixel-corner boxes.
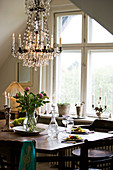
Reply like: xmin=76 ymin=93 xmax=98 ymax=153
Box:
xmin=56 ymin=50 xmax=81 ymax=112
xmin=55 ymin=12 xmax=113 ymax=116
xmin=87 ymin=50 xmax=113 ymax=115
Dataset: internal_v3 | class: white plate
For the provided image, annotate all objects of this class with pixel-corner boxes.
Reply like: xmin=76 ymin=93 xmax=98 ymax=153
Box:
xmin=13 ymin=126 xmax=45 ymax=135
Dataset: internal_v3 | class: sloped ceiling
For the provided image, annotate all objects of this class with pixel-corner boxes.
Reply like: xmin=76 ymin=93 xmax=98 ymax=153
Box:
xmin=70 ymin=0 xmax=113 ymax=35
xmin=0 ymin=0 xmax=26 ymax=69
xmin=0 ymin=0 xmax=113 ymax=70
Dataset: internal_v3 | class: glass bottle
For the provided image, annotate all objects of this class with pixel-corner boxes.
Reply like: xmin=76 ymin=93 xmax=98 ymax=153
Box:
xmin=48 ymin=105 xmax=58 ymax=139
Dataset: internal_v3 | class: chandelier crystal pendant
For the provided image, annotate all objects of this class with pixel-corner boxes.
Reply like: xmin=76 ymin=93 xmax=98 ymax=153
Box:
xmin=12 ymin=0 xmax=62 ymax=71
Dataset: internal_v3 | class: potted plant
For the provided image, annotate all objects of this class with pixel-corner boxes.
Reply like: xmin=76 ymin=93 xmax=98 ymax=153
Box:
xmin=75 ymin=102 xmax=85 ymax=118
xmin=57 ymin=103 xmax=70 ymax=117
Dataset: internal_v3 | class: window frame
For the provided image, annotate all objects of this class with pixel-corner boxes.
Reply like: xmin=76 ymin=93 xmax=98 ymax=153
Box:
xmin=53 ymin=10 xmax=113 ymax=117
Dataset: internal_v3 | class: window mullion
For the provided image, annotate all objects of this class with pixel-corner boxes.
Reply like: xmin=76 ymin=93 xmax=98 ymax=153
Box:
xmin=81 ymin=47 xmax=87 ymax=117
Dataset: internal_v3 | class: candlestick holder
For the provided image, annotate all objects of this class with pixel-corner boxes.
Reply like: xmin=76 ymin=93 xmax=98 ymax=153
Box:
xmin=92 ymin=97 xmax=107 ymax=119
xmin=91 ymin=104 xmax=95 ymax=114
xmin=44 ymin=103 xmax=47 ymax=114
xmin=2 ymin=105 xmax=13 ymax=132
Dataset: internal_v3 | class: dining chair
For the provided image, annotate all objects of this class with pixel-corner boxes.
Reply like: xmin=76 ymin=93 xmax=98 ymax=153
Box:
xmin=72 ymin=138 xmax=113 ymax=170
xmin=80 ymin=119 xmax=113 ymax=132
xmin=0 ymin=140 xmax=23 ymax=170
xmin=0 ymin=140 xmax=36 ymax=170
xmin=90 ymin=119 xmax=113 ymax=132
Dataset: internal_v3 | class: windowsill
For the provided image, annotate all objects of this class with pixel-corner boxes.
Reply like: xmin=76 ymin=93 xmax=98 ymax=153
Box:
xmin=39 ymin=113 xmax=113 ymax=125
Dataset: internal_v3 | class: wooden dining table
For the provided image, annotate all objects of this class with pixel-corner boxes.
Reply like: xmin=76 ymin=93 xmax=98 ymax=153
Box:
xmin=0 ymin=120 xmax=113 ymax=170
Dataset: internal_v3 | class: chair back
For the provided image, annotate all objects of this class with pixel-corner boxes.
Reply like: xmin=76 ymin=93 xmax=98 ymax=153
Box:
xmin=0 ymin=140 xmax=36 ymax=170
xmin=0 ymin=140 xmax=23 ymax=170
xmin=80 ymin=138 xmax=113 ymax=170
xmin=90 ymin=119 xmax=113 ymax=132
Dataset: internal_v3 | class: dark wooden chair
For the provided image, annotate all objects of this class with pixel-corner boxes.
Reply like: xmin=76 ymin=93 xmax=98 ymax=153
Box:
xmin=0 ymin=140 xmax=38 ymax=170
xmin=90 ymin=119 xmax=113 ymax=132
xmin=0 ymin=140 xmax=23 ymax=170
xmin=80 ymin=119 xmax=113 ymax=132
xmin=72 ymin=138 xmax=113 ymax=170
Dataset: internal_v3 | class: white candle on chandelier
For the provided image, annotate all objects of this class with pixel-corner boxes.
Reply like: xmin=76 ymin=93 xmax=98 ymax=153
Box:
xmin=92 ymin=94 xmax=94 ymax=105
xmin=99 ymin=88 xmax=101 ymax=97
xmin=7 ymin=93 xmax=10 ymax=107
xmin=44 ymin=38 xmax=47 ymax=47
xmin=59 ymin=37 xmax=61 ymax=47
xmin=44 ymin=33 xmax=47 ymax=46
xmin=51 ymin=35 xmax=53 ymax=48
xmin=12 ymin=33 xmax=15 ymax=49
xmin=18 ymin=34 xmax=22 ymax=48
xmin=5 ymin=91 xmax=7 ymax=105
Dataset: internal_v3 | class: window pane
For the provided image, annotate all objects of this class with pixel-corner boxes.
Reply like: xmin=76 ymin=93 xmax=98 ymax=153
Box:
xmin=88 ymin=17 xmax=113 ymax=43
xmin=56 ymin=51 xmax=81 ymax=113
xmin=57 ymin=14 xmax=82 ymax=44
xmin=87 ymin=50 xmax=113 ymax=115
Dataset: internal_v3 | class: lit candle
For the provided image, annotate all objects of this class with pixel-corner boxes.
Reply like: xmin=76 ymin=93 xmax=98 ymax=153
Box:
xmin=51 ymin=35 xmax=53 ymax=48
xmin=5 ymin=91 xmax=7 ymax=105
xmin=99 ymin=88 xmax=101 ymax=97
xmin=44 ymin=33 xmax=47 ymax=46
xmin=105 ymin=95 xmax=107 ymax=106
xmin=12 ymin=33 xmax=15 ymax=49
xmin=40 ymin=44 xmax=43 ymax=50
xmin=59 ymin=37 xmax=61 ymax=47
xmin=18 ymin=34 xmax=21 ymax=48
xmin=7 ymin=93 xmax=10 ymax=107
xmin=92 ymin=95 xmax=94 ymax=105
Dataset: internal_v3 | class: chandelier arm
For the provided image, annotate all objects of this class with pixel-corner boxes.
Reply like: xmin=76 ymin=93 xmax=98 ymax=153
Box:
xmin=38 ymin=0 xmax=40 ymax=6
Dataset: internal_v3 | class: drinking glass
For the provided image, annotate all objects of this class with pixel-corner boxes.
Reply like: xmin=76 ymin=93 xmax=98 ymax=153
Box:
xmin=62 ymin=115 xmax=69 ymax=131
xmin=67 ymin=118 xmax=74 ymax=132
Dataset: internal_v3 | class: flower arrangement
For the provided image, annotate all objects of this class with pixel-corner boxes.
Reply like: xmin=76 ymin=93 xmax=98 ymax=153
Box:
xmin=13 ymin=87 xmax=49 ymax=114
xmin=93 ymin=105 xmax=107 ymax=119
xmin=94 ymin=105 xmax=107 ymax=113
xmin=13 ymin=87 xmax=49 ymax=131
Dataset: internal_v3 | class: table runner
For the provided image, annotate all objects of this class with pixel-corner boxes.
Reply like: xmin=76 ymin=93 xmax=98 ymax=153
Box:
xmin=18 ymin=141 xmax=36 ymax=170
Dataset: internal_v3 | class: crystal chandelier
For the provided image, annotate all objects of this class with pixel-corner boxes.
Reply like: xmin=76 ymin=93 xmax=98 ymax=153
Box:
xmin=12 ymin=0 xmax=62 ymax=71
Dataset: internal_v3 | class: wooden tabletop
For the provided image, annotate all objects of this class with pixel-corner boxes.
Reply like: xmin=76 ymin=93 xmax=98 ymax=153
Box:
xmin=0 ymin=120 xmax=81 ymax=153
xmin=0 ymin=120 xmax=113 ymax=154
